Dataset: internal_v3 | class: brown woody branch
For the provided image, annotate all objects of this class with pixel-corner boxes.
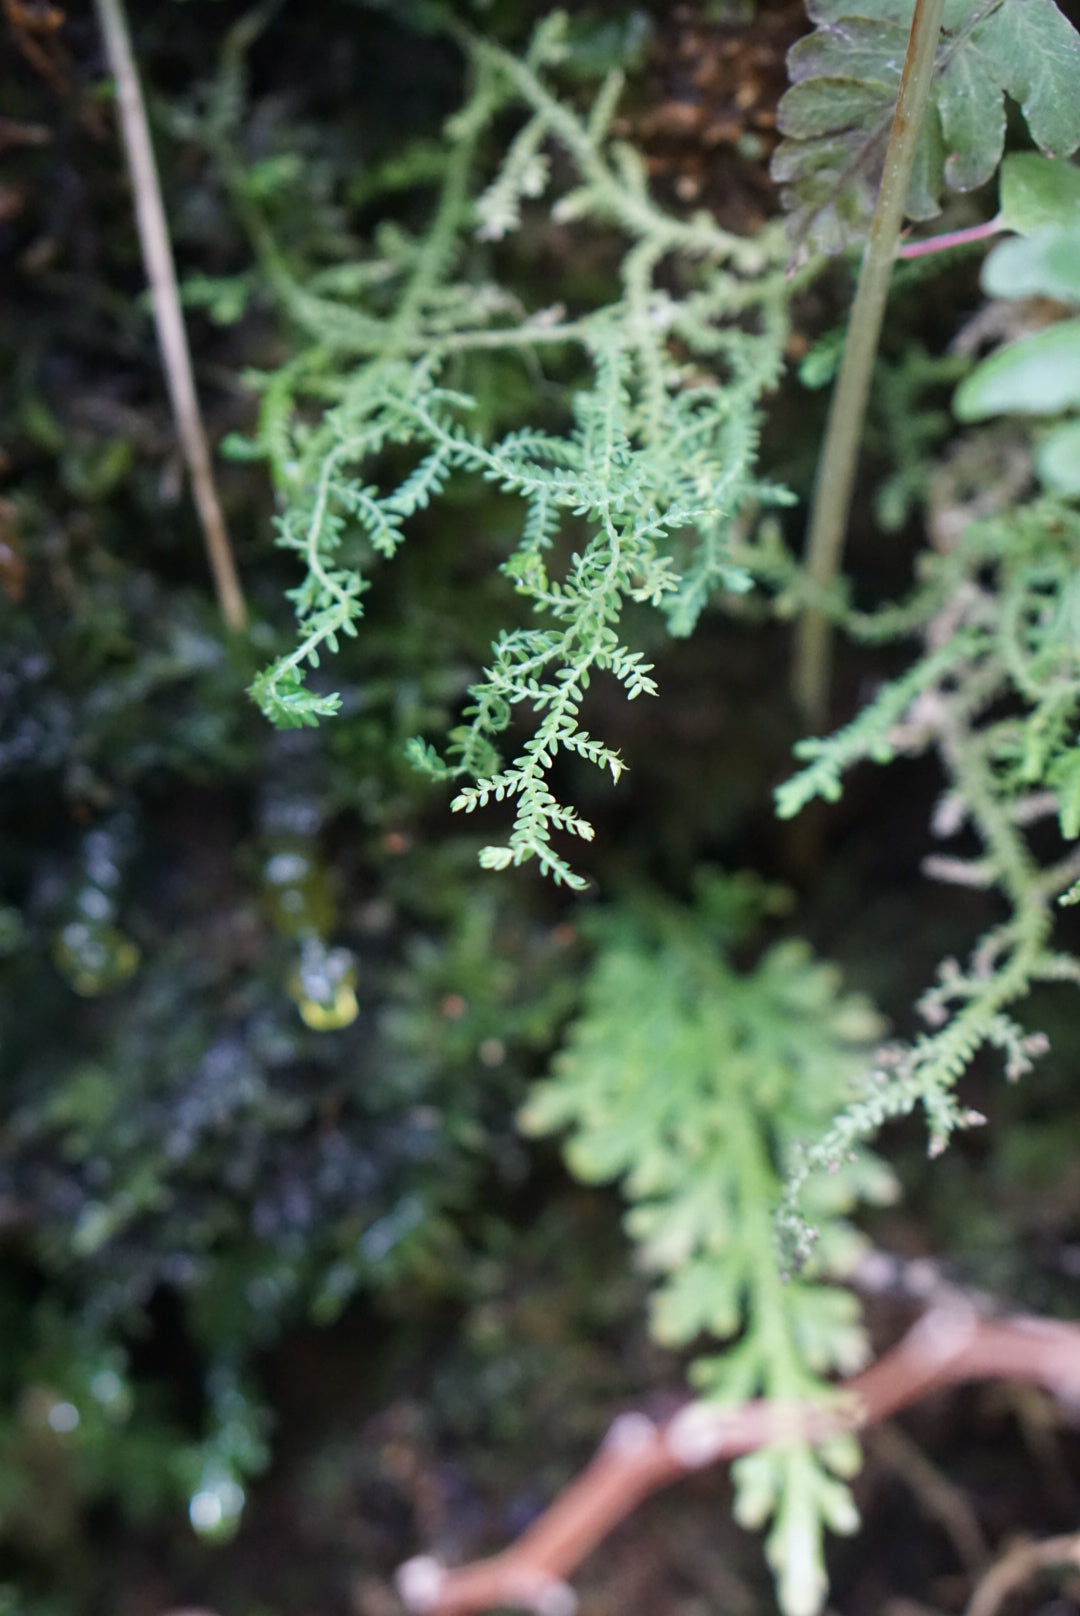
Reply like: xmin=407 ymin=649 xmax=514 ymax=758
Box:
xmin=397 ymin=1300 xmax=1080 ymax=1616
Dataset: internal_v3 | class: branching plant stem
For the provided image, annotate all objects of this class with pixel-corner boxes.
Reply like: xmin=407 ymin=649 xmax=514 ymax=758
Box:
xmin=397 ymin=1299 xmax=1080 ymax=1616
xmin=793 ymin=0 xmax=946 ymax=725
xmin=94 ymin=0 xmax=247 ymax=632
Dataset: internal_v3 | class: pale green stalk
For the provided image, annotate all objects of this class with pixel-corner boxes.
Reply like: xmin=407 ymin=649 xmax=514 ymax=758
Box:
xmin=794 ymin=0 xmax=947 ymax=725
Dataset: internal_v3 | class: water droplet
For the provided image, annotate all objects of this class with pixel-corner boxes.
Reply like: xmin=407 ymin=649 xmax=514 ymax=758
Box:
xmin=89 ymin=1369 xmax=126 ymax=1409
xmin=189 ymin=1491 xmax=223 ymax=1533
xmin=287 ymin=938 xmax=359 ymax=1030
xmin=189 ymin=1472 xmax=245 ymax=1538
xmin=295 ymin=981 xmax=359 ymax=1031
xmin=52 ymin=920 xmax=139 ymax=996
xmin=47 ymin=1401 xmax=80 ymax=1434
xmin=76 ymin=886 xmax=112 ymax=921
xmin=264 ymin=851 xmax=310 ymax=886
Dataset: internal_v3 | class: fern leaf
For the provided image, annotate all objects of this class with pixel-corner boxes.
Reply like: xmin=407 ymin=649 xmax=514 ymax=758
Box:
xmin=522 ymin=880 xmax=892 ymax=1616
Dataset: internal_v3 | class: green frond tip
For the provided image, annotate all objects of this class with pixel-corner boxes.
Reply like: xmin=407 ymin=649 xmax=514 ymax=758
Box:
xmin=249 ymin=664 xmax=342 ymax=729
xmin=478 ymin=843 xmax=590 ymax=889
xmin=219 ymin=430 xmax=263 ymax=462
xmin=404 ymin=738 xmax=453 ymax=781
xmin=775 ymin=637 xmax=974 ymax=820
xmin=1048 ymin=746 xmax=1080 ymax=840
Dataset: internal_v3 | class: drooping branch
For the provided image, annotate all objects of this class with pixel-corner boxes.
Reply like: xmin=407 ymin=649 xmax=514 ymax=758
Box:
xmin=397 ymin=1300 xmax=1080 ymax=1616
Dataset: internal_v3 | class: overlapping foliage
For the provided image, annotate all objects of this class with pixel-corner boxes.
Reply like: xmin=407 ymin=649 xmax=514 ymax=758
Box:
xmin=234 ymin=2 xmax=1080 ymax=1610
xmin=776 ymin=496 xmax=1080 ymax=1256
xmin=6 ymin=1 xmax=1080 ymax=1613
xmin=772 ymin=0 xmax=1080 ymax=256
xmin=241 ymin=10 xmax=795 ymax=885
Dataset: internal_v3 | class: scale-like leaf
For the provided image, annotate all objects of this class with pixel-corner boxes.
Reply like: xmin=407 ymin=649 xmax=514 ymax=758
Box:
xmin=773 ymin=0 xmax=1080 ymax=258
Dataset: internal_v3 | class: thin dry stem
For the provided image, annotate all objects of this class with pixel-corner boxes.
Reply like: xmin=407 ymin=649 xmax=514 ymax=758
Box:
xmin=871 ymin=1421 xmax=990 ymax=1572
xmin=964 ymin=1531 xmax=1080 ymax=1616
xmin=94 ymin=0 xmax=246 ymax=631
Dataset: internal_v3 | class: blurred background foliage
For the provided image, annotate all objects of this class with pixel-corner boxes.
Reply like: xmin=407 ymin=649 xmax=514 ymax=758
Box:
xmin=2 ymin=2 xmax=1080 ymax=1614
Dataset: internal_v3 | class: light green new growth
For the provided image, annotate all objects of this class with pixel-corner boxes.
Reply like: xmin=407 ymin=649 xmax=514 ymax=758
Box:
xmin=523 ymin=873 xmax=895 ymax=1616
xmin=240 ymin=11 xmax=793 ymax=886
